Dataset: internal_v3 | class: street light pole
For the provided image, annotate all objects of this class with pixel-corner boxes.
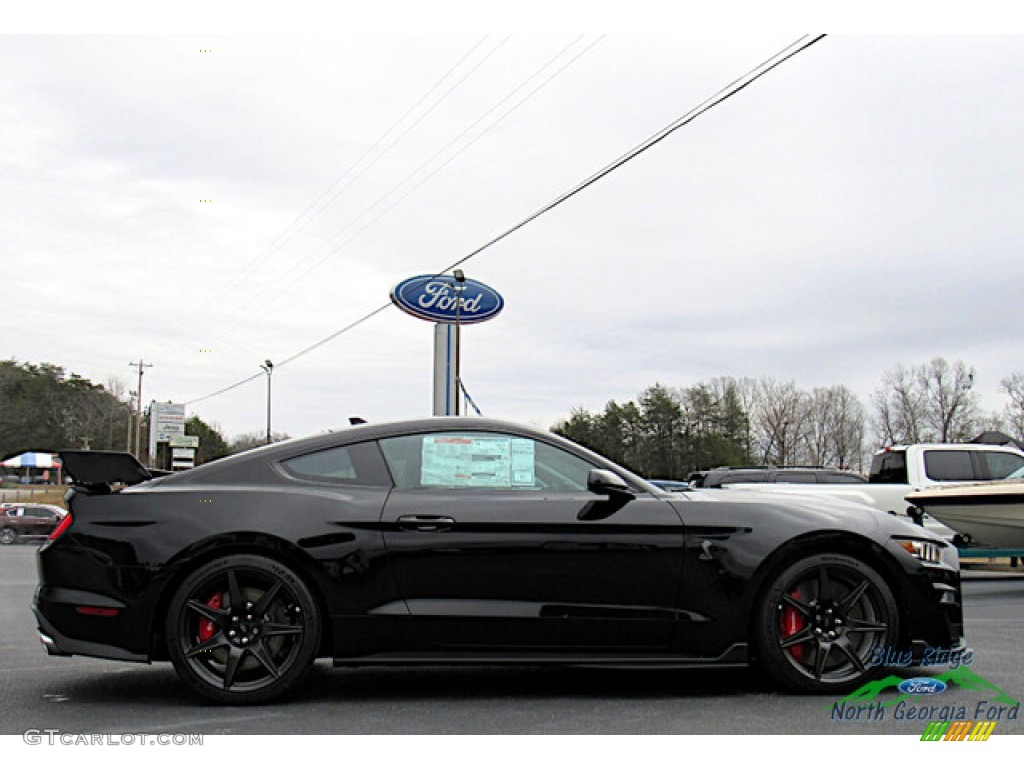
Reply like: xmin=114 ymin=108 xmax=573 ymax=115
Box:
xmin=260 ymin=360 xmax=274 ymax=445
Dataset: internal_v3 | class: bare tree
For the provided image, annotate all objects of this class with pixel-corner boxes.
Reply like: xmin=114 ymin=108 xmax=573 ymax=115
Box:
xmin=1001 ymin=372 xmax=1024 ymax=441
xmin=229 ymin=431 xmax=291 ymax=454
xmin=752 ymin=378 xmax=808 ymax=465
xmin=872 ymin=364 xmax=926 ymax=445
xmin=873 ymin=358 xmax=979 ymax=444
xmin=804 ymin=385 xmax=866 ymax=469
xmin=830 ymin=385 xmax=867 ymax=470
xmin=921 ymin=358 xmax=978 ymax=442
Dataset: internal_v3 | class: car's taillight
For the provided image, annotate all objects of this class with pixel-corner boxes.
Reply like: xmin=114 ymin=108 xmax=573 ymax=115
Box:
xmin=49 ymin=513 xmax=73 ymax=541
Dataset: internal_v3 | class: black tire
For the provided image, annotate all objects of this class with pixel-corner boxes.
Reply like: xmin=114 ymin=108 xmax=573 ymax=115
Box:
xmin=0 ymin=527 xmax=17 ymax=545
xmin=166 ymin=554 xmax=320 ymax=705
xmin=754 ymin=553 xmax=899 ymax=694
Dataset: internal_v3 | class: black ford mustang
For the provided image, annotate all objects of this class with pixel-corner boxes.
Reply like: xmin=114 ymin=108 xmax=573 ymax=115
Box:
xmin=34 ymin=418 xmax=964 ymax=704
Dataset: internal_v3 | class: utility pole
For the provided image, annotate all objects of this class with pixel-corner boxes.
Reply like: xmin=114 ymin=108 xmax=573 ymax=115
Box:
xmin=129 ymin=360 xmax=152 ymax=461
xmin=125 ymin=389 xmax=136 ymax=452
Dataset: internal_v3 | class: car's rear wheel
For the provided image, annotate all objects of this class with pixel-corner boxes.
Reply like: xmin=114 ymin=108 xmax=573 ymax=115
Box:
xmin=0 ymin=527 xmax=17 ymax=545
xmin=166 ymin=554 xmax=320 ymax=705
xmin=755 ymin=553 xmax=899 ymax=693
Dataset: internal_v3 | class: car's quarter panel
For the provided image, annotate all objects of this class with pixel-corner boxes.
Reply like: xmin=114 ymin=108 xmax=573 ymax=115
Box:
xmin=379 ymin=488 xmax=685 ymax=650
xmin=35 ymin=480 xmax=397 ymax=661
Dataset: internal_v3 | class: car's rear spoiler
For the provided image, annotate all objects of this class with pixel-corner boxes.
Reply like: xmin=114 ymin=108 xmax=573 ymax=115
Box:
xmin=59 ymin=450 xmax=165 ymax=492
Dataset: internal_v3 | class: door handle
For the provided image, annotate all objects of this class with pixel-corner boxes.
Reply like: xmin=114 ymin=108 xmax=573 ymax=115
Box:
xmin=396 ymin=514 xmax=456 ymax=532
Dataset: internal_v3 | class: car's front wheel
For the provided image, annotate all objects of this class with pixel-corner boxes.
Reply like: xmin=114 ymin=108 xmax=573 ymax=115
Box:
xmin=755 ymin=552 xmax=899 ymax=693
xmin=166 ymin=554 xmax=321 ymax=705
xmin=0 ymin=527 xmax=17 ymax=545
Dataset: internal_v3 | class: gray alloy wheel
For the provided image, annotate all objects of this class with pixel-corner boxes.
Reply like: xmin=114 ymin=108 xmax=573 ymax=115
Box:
xmin=755 ymin=552 xmax=900 ymax=694
xmin=165 ymin=554 xmax=321 ymax=705
xmin=0 ymin=527 xmax=17 ymax=545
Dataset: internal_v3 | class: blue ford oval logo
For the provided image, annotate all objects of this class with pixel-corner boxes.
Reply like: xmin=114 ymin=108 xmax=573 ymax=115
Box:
xmin=897 ymin=678 xmax=947 ymax=696
xmin=390 ymin=275 xmax=504 ymax=324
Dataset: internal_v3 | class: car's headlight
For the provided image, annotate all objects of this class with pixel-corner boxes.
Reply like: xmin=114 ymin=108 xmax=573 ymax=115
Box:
xmin=893 ymin=537 xmax=944 ymax=565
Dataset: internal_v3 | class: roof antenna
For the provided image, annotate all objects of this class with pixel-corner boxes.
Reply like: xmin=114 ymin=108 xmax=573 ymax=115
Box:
xmin=349 ymin=417 xmax=367 ymax=425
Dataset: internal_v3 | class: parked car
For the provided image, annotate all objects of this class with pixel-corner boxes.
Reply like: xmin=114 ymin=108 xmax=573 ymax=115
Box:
xmin=713 ymin=444 xmax=1024 ymax=526
xmin=37 ymin=418 xmax=963 ymax=705
xmin=1 ymin=503 xmax=66 ymax=545
xmin=689 ymin=467 xmax=867 ymax=488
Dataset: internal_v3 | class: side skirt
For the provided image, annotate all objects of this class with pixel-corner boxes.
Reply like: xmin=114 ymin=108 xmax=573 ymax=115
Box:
xmin=333 ymin=642 xmax=749 ymax=668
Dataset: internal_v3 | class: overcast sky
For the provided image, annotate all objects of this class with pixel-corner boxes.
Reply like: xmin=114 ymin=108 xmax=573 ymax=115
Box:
xmin=3 ymin=23 xmax=1023 ymax=442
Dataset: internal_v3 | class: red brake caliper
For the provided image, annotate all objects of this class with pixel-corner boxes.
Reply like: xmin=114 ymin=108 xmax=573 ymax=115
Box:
xmin=198 ymin=592 xmax=222 ymax=642
xmin=781 ymin=589 xmax=804 ymax=660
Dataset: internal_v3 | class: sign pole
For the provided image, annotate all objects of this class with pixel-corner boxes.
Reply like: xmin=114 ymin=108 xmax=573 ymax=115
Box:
xmin=392 ymin=273 xmax=503 ymax=418
xmin=433 ymin=323 xmax=457 ymax=416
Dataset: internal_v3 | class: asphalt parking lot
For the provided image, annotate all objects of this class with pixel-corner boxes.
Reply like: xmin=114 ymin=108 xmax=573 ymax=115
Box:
xmin=1 ymin=544 xmax=1022 ymax=736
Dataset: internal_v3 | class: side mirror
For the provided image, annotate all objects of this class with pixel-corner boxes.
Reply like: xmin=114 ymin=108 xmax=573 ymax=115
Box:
xmin=587 ymin=469 xmax=633 ymax=496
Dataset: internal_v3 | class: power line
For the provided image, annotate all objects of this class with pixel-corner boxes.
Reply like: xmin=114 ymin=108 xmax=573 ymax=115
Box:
xmin=439 ymin=34 xmax=826 ymax=276
xmin=205 ymin=35 xmax=601 ymax=346
xmin=185 ymin=34 xmax=826 ymax=407
xmin=174 ymin=36 xmax=501 ymax=337
xmin=185 ymin=305 xmax=395 ymax=406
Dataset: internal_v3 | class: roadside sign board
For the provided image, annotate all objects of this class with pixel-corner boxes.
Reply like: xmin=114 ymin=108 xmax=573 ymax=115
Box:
xmin=149 ymin=402 xmax=187 ymax=462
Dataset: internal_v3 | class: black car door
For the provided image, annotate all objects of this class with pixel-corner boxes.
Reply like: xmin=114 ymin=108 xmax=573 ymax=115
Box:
xmin=377 ymin=430 xmax=685 ymax=651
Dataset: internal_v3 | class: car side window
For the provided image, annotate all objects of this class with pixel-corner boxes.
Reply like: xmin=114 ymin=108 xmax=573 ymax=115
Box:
xmin=280 ymin=441 xmax=391 ymax=486
xmin=923 ymin=450 xmax=974 ymax=482
xmin=870 ymin=451 xmax=907 ymax=483
xmin=379 ymin=432 xmax=597 ymax=492
xmin=980 ymin=452 xmax=1024 ymax=480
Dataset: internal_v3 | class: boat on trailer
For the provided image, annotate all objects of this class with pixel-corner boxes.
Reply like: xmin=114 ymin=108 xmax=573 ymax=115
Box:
xmin=907 ymin=479 xmax=1024 ymax=549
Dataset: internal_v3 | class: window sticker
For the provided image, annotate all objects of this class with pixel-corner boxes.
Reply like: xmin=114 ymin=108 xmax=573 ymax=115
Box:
xmin=420 ymin=435 xmax=535 ymax=488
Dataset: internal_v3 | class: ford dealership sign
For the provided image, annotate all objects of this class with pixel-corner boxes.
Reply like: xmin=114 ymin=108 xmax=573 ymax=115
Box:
xmin=390 ymin=275 xmax=504 ymax=324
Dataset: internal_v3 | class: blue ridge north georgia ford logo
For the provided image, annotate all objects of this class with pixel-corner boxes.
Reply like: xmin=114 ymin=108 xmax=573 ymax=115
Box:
xmin=390 ymin=275 xmax=504 ymax=324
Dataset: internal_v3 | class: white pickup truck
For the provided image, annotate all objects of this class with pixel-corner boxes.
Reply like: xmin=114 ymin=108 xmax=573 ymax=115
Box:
xmin=722 ymin=443 xmax=1024 ymax=526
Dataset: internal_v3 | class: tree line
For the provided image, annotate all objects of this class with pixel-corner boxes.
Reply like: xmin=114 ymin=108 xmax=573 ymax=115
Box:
xmin=5 ymin=356 xmax=1024 ymax=476
xmin=553 ymin=358 xmax=1024 ymax=480
xmin=0 ymin=361 xmax=132 ymax=459
xmin=0 ymin=359 xmax=283 ymax=464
